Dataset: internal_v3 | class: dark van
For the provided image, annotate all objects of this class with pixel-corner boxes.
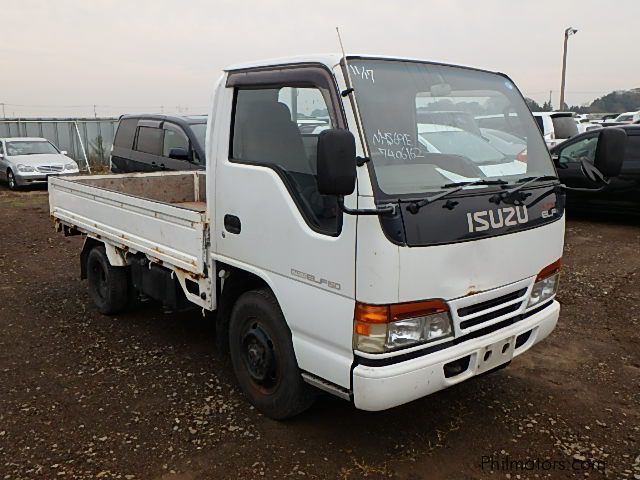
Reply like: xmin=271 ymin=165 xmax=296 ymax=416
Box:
xmin=551 ymin=125 xmax=640 ymax=213
xmin=110 ymin=115 xmax=207 ymax=173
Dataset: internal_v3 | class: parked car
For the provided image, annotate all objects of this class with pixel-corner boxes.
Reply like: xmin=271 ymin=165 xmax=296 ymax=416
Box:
xmin=611 ymin=111 xmax=640 ymax=124
xmin=110 ymin=114 xmax=207 ymax=173
xmin=479 ymin=128 xmax=527 ymax=158
xmin=416 ymin=124 xmax=527 ymax=178
xmin=532 ymin=112 xmax=579 ymax=148
xmin=551 ymin=125 xmax=640 ymax=212
xmin=599 ymin=113 xmax=619 ymax=123
xmin=574 ymin=114 xmax=602 ymax=134
xmin=0 ymin=137 xmax=79 ymax=190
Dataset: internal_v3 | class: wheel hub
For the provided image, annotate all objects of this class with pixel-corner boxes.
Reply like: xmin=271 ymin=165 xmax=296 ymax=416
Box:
xmin=91 ymin=263 xmax=108 ymax=300
xmin=242 ymin=324 xmax=276 ymax=387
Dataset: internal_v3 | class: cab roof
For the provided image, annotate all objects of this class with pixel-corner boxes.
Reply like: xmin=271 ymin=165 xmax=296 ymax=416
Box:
xmin=224 ymin=54 xmax=500 ymax=77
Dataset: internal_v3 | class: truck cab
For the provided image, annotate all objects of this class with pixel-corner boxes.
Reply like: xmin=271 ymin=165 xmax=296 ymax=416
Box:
xmin=54 ymin=54 xmax=624 ymax=419
xmin=208 ymin=55 xmax=566 ymax=413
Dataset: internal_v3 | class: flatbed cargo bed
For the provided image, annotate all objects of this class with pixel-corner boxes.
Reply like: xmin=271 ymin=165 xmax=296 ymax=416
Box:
xmin=49 ymin=171 xmax=209 ymax=275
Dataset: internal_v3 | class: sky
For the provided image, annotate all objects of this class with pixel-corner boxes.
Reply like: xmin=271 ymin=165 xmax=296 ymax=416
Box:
xmin=1 ymin=0 xmax=638 ymax=118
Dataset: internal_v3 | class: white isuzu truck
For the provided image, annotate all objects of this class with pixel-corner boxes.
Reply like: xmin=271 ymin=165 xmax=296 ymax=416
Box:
xmin=49 ymin=54 xmax=625 ymax=419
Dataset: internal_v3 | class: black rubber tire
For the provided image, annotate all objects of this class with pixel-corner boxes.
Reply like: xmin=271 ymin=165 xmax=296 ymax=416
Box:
xmin=7 ymin=170 xmax=17 ymax=190
xmin=229 ymin=288 xmax=315 ymax=420
xmin=86 ymin=246 xmax=129 ymax=315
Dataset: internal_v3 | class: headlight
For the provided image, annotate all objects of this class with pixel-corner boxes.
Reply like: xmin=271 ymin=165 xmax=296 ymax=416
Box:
xmin=527 ymin=259 xmax=561 ymax=308
xmin=17 ymin=164 xmax=35 ymax=172
xmin=64 ymin=162 xmax=78 ymax=171
xmin=355 ymin=300 xmax=453 ymax=353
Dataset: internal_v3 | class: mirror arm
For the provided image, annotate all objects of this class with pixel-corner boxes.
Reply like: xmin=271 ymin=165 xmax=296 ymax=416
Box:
xmin=337 ymin=196 xmax=396 ymax=216
xmin=356 ymin=156 xmax=370 ymax=167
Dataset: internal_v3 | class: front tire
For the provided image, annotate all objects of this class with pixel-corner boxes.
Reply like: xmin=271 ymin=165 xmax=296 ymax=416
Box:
xmin=229 ymin=288 xmax=314 ymax=419
xmin=7 ymin=170 xmax=17 ymax=190
xmin=86 ymin=246 xmax=129 ymax=315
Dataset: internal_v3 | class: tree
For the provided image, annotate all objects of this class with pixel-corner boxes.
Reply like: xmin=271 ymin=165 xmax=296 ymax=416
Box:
xmin=525 ymin=97 xmax=542 ymax=111
xmin=589 ymin=88 xmax=640 ymax=113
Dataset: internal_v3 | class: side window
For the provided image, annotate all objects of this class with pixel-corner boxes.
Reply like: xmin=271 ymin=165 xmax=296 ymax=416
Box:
xmin=559 ymin=136 xmax=598 ymax=164
xmin=135 ymin=126 xmax=163 ymax=155
xmin=231 ymin=86 xmax=339 ymax=233
xmin=114 ymin=118 xmax=137 ymax=148
xmin=534 ymin=116 xmax=544 ymax=134
xmin=163 ymin=124 xmax=189 ymax=158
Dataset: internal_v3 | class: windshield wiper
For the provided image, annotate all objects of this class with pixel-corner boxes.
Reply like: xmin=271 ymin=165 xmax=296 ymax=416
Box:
xmin=490 ymin=175 xmax=559 ymax=205
xmin=406 ymin=178 xmax=508 ymax=214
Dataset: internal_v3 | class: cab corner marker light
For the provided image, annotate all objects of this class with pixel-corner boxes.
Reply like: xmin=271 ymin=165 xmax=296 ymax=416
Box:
xmin=536 ymin=258 xmax=562 ymax=281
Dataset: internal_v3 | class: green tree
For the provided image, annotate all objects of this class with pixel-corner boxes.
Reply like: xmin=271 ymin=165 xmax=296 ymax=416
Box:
xmin=589 ymin=88 xmax=640 ymax=113
xmin=525 ymin=97 xmax=542 ymax=111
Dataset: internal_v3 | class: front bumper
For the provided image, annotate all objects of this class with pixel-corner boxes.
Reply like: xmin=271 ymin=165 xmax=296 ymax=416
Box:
xmin=15 ymin=171 xmax=78 ymax=186
xmin=352 ymin=300 xmax=559 ymax=411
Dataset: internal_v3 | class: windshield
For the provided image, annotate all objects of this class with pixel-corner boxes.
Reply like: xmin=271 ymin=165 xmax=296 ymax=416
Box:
xmin=189 ymin=123 xmax=207 ymax=150
xmin=6 ymin=140 xmax=59 ymax=156
xmin=347 ymin=59 xmax=555 ymax=196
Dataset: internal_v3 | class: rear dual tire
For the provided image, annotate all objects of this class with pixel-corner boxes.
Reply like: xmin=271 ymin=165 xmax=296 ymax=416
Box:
xmin=86 ymin=246 xmax=129 ymax=315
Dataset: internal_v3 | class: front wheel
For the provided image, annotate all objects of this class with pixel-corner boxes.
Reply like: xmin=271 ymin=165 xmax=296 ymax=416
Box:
xmin=86 ymin=246 xmax=129 ymax=315
xmin=7 ymin=170 xmax=17 ymax=190
xmin=229 ymin=289 xmax=315 ymax=419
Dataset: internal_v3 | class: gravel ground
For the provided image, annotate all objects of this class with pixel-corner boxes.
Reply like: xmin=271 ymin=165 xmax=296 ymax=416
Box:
xmin=0 ymin=186 xmax=638 ymax=480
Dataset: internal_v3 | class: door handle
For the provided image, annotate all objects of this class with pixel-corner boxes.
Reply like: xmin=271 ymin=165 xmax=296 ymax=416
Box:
xmin=224 ymin=214 xmax=241 ymax=234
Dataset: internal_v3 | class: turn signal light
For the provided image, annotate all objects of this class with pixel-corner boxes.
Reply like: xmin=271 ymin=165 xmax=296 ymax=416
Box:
xmin=354 ymin=300 xmax=452 ymax=353
xmin=536 ymin=258 xmax=562 ymax=281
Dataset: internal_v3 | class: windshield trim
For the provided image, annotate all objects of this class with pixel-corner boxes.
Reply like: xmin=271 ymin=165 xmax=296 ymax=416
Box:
xmin=341 ymin=57 xmax=554 ymax=202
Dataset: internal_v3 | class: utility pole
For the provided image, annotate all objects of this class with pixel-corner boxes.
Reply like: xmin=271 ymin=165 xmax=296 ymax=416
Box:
xmin=93 ymin=104 xmax=97 ymax=119
xmin=559 ymin=27 xmax=578 ymax=112
xmin=549 ymin=90 xmax=552 ymax=108
xmin=1 ymin=103 xmax=5 ymax=119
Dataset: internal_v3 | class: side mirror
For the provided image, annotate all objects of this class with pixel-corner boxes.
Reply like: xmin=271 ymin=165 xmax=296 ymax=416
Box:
xmin=60 ymin=150 xmax=68 ymax=155
xmin=316 ymin=129 xmax=356 ymax=196
xmin=0 ymin=153 xmax=4 ymax=159
xmin=591 ymin=127 xmax=626 ymax=179
xmin=169 ymin=147 xmax=190 ymax=161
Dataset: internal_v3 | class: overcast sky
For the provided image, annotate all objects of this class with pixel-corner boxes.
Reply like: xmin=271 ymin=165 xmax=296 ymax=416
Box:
xmin=1 ymin=0 xmax=638 ymax=117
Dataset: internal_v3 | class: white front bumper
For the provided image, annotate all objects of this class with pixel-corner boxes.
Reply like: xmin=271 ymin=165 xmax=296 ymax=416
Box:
xmin=352 ymin=300 xmax=559 ymax=411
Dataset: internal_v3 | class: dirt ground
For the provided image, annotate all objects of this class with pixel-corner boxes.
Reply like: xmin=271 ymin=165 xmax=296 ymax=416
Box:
xmin=0 ymin=185 xmax=638 ymax=480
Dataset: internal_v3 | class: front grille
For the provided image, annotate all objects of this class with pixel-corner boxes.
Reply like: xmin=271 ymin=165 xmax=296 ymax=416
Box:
xmin=457 ymin=287 xmax=527 ymax=331
xmin=36 ymin=165 xmax=63 ymax=173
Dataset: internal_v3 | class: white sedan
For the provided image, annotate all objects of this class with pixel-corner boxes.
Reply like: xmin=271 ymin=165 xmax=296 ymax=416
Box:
xmin=0 ymin=137 xmax=79 ymax=190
